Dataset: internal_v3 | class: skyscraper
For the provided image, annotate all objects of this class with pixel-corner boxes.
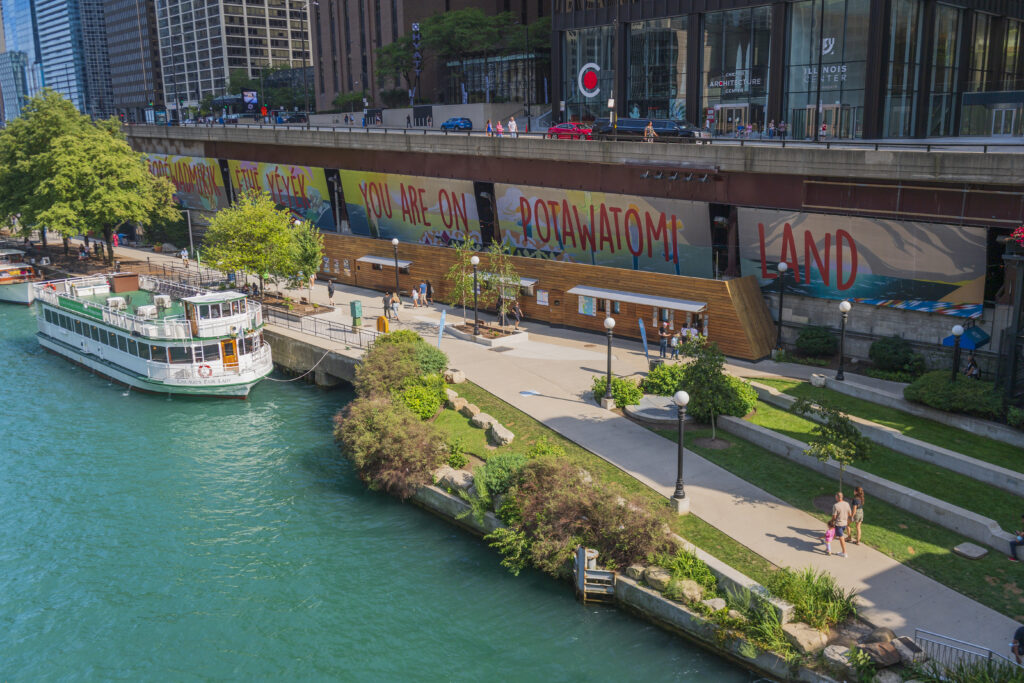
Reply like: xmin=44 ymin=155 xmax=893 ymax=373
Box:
xmin=0 ymin=0 xmax=45 ymax=121
xmin=103 ymin=0 xmax=163 ymax=122
xmin=35 ymin=0 xmax=113 ymax=118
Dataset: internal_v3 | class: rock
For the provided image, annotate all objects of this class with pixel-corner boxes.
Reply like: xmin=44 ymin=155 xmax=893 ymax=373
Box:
xmin=626 ymin=564 xmax=645 ymax=580
xmin=702 ymin=597 xmax=727 ymax=612
xmin=488 ymin=423 xmax=515 ymax=446
xmin=644 ymin=567 xmax=672 ymax=592
xmin=161 ymin=242 xmax=178 ymax=253
xmin=782 ymin=622 xmax=829 ymax=654
xmin=873 ymin=670 xmax=902 ymax=683
xmin=445 ymin=388 xmax=459 ymax=402
xmin=677 ymin=579 xmax=703 ymax=603
xmin=450 ymin=397 xmax=469 ymax=411
xmin=864 ymin=627 xmax=896 ymax=644
xmin=861 ymin=641 xmax=901 ymax=668
xmin=832 ymin=634 xmax=860 ymax=649
xmin=460 ymin=403 xmax=481 ymax=418
xmin=953 ymin=541 xmax=988 ymax=560
xmin=444 ymin=369 xmax=466 ymax=384
xmin=727 ymin=609 xmax=747 ymax=623
xmin=471 ymin=412 xmax=497 ymax=429
xmin=892 ymin=636 xmax=927 ymax=666
xmin=823 ymin=644 xmax=852 ymax=674
xmin=810 ymin=373 xmax=828 ymax=388
xmin=434 ymin=465 xmax=474 ymax=491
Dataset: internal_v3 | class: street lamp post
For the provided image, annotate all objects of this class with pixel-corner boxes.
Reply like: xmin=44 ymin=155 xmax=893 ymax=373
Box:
xmin=836 ymin=300 xmax=851 ymax=381
xmin=471 ymin=255 xmax=481 ymax=336
xmin=391 ymin=237 xmax=400 ymax=299
xmin=672 ymin=390 xmax=690 ymax=515
xmin=951 ymin=324 xmax=965 ymax=382
xmin=776 ymin=261 xmax=789 ymax=350
xmin=602 ymin=316 xmax=616 ymax=407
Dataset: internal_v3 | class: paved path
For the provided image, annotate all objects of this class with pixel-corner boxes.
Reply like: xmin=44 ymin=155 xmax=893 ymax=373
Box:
xmin=94 ymin=242 xmax=1022 ymax=655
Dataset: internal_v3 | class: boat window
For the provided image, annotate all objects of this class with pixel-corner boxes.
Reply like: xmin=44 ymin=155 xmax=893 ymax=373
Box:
xmin=202 ymin=343 xmax=220 ymax=361
xmin=209 ymin=304 xmax=221 ymax=318
xmin=117 ymin=336 xmax=128 ymax=353
xmin=168 ymin=346 xmax=192 ymax=364
xmin=107 ymin=331 xmax=117 ymax=347
xmin=231 ymin=300 xmax=241 ymax=315
xmin=43 ymin=309 xmax=52 ymax=323
xmin=90 ymin=325 xmax=99 ymax=341
xmin=150 ymin=345 xmax=166 ymax=363
xmin=74 ymin=320 xmax=83 ymax=335
xmin=199 ymin=304 xmax=209 ymax=319
xmin=127 ymin=339 xmax=138 ymax=356
xmin=244 ymin=335 xmax=259 ymax=354
xmin=138 ymin=343 xmax=150 ymax=360
xmin=99 ymin=329 xmax=109 ymax=345
xmin=58 ymin=313 xmax=67 ymax=329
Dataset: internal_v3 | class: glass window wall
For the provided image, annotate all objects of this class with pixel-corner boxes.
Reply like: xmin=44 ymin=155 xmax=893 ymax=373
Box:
xmin=626 ymin=17 xmax=688 ymax=122
xmin=927 ymin=4 xmax=961 ymax=137
xmin=967 ymin=14 xmax=993 ymax=92
xmin=1003 ymin=19 xmax=1024 ymax=91
xmin=701 ymin=6 xmax=772 ymax=137
xmin=883 ymin=0 xmax=924 ymax=137
xmin=785 ymin=0 xmax=870 ymax=139
xmin=561 ymin=25 xmax=616 ymax=122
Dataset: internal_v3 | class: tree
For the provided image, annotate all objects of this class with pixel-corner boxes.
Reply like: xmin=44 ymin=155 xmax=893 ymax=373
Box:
xmin=485 ymin=240 xmax=520 ymax=329
xmin=201 ymin=190 xmax=298 ymax=294
xmin=421 ymin=8 xmax=502 ymax=89
xmin=291 ymin=219 xmax=324 ymax=301
xmin=375 ymin=36 xmax=415 ymax=91
xmin=680 ymin=335 xmax=732 ymax=439
xmin=792 ymin=398 xmax=872 ymax=491
xmin=444 ymin=238 xmax=477 ymax=323
xmin=333 ymin=91 xmax=367 ymax=113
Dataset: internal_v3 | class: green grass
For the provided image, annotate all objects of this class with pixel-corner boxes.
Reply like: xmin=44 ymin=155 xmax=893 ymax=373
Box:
xmin=747 ymin=400 xmax=1024 ymax=525
xmin=653 ymin=424 xmax=1024 ymax=621
xmin=755 ymin=377 xmax=1022 ymax=471
xmin=450 ymin=381 xmax=778 ymax=585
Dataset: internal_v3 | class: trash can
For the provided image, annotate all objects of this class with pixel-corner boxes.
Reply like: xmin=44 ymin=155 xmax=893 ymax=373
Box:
xmin=350 ymin=300 xmax=363 ymax=327
xmin=649 ymin=358 xmax=665 ymax=372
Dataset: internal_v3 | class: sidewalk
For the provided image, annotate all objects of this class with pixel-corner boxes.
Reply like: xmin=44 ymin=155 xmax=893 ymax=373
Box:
xmin=103 ymin=243 xmax=1022 ymax=654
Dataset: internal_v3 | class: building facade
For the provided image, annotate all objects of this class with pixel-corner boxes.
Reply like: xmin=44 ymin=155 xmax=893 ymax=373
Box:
xmin=552 ymin=0 xmax=1024 ymax=139
xmin=35 ymin=0 xmax=114 ymax=118
xmin=103 ymin=0 xmax=163 ymax=123
xmin=0 ymin=0 xmax=45 ymax=121
xmin=155 ymin=0 xmax=311 ymax=120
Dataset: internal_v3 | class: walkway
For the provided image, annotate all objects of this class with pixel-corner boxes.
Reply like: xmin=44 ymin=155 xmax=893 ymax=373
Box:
xmin=91 ymin=242 xmax=1023 ymax=654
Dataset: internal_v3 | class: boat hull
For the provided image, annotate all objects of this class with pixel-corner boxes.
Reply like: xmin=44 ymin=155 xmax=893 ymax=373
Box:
xmin=37 ymin=334 xmax=268 ymax=398
xmin=0 ymin=281 xmax=34 ymax=305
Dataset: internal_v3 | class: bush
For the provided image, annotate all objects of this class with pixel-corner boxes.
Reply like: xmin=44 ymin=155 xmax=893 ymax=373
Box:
xmin=400 ymin=383 xmax=443 ymax=420
xmin=447 ymin=451 xmax=469 ymax=469
xmin=795 ymin=325 xmax=837 ymax=358
xmin=355 ymin=342 xmax=421 ymax=397
xmin=765 ymin=567 xmax=857 ymax=630
xmin=862 ymin=367 xmax=918 ymax=383
xmin=477 ymin=452 xmax=529 ymax=497
xmin=592 ymin=375 xmax=644 ymax=406
xmin=904 ymin=370 xmax=1004 ymax=420
xmin=868 ymin=336 xmax=925 ymax=378
xmin=526 ymin=436 xmax=566 ymax=459
xmin=373 ymin=330 xmax=449 ymax=376
xmin=641 ymin=362 xmax=687 ymax=396
xmin=682 ymin=374 xmax=758 ymax=424
xmin=1009 ymin=406 xmax=1024 ymax=430
xmin=651 ymin=549 xmax=718 ymax=596
xmin=334 ymin=395 xmax=447 ymax=499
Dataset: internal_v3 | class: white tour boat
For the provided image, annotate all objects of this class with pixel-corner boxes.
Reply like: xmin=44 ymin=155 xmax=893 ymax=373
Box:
xmin=0 ymin=249 xmax=43 ymax=304
xmin=33 ymin=272 xmax=274 ymax=397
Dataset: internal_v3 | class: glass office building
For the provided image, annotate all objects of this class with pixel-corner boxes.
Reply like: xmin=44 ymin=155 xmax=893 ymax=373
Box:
xmin=0 ymin=0 xmax=45 ymax=121
xmin=553 ymin=0 xmax=1024 ymax=139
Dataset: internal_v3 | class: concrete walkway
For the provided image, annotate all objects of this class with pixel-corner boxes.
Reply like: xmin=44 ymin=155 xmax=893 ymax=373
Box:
xmin=95 ymin=242 xmax=1022 ymax=655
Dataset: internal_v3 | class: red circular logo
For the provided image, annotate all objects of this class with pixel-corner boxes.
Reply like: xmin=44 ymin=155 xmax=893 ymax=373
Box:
xmin=582 ymin=71 xmax=598 ymax=90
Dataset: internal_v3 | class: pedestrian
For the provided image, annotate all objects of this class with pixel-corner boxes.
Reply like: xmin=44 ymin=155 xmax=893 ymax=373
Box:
xmin=427 ymin=115 xmax=432 ymax=127
xmin=1009 ymin=514 xmax=1024 ymax=561
xmin=180 ymin=247 xmax=189 ymax=268
xmin=382 ymin=291 xmax=393 ymax=319
xmin=486 ymin=119 xmax=493 ymax=137
xmin=1013 ymin=624 xmax=1024 ymax=664
xmin=779 ymin=121 xmax=787 ymax=140
xmin=508 ymin=115 xmax=518 ymax=138
xmin=406 ymin=114 xmax=412 ymax=128
xmin=510 ymin=300 xmax=523 ymax=330
xmin=821 ymin=519 xmax=837 ymax=555
xmin=658 ymin=320 xmax=670 ymax=358
xmin=965 ymin=353 xmax=980 ymax=379
xmin=851 ymin=486 xmax=865 ymax=544
xmin=327 ymin=279 xmax=336 ymax=304
xmin=768 ymin=120 xmax=776 ymax=138
xmin=419 ymin=281 xmax=427 ymax=307
xmin=411 ymin=286 xmax=419 ymax=307
xmin=669 ymin=331 xmax=680 ymax=359
xmin=831 ymin=492 xmax=852 ymax=557
xmin=391 ymin=291 xmax=401 ymax=320
xmin=496 ymin=120 xmax=504 ymax=137
xmin=644 ymin=120 xmax=657 ymax=143
xmin=425 ymin=280 xmax=433 ymax=304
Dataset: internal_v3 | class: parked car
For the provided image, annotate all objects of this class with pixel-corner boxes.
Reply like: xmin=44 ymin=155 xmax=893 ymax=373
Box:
xmin=591 ymin=118 xmax=709 ymax=142
xmin=285 ymin=113 xmax=308 ymax=123
xmin=440 ymin=117 xmax=473 ymax=131
xmin=546 ymin=122 xmax=593 ymax=140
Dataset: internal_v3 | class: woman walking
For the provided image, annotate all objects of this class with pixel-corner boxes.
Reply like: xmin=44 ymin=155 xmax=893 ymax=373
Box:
xmin=486 ymin=119 xmax=493 ymax=137
xmin=851 ymin=487 xmax=865 ymax=544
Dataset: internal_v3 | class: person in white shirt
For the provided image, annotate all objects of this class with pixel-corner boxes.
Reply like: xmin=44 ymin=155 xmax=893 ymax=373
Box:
xmin=180 ymin=248 xmax=189 ymax=268
xmin=508 ymin=116 xmax=518 ymax=138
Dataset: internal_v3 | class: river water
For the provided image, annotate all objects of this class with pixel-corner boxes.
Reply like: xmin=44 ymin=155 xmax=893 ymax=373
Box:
xmin=0 ymin=306 xmax=750 ymax=681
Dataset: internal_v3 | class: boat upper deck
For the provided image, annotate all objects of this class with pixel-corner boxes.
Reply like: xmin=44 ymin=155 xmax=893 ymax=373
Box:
xmin=77 ymin=288 xmax=185 ymax=320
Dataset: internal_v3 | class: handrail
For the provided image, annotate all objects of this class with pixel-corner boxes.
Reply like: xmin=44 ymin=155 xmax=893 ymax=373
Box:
xmin=914 ymin=628 xmax=1022 ymax=669
xmin=264 ymin=307 xmax=380 ymax=349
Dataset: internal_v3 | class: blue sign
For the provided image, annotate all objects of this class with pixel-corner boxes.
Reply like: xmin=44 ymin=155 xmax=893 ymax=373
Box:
xmin=638 ymin=319 xmax=649 ymax=361
xmin=437 ymin=310 xmax=447 ymax=348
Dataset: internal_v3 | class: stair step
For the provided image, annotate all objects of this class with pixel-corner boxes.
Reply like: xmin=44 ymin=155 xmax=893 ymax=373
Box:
xmin=583 ymin=585 xmax=615 ymax=595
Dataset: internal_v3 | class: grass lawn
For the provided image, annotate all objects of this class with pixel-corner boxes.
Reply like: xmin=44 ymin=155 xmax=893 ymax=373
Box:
xmin=450 ymin=382 xmax=777 ymax=586
xmin=754 ymin=377 xmax=1022 ymax=472
xmin=746 ymin=400 xmax=1024 ymax=525
xmin=652 ymin=423 xmax=1024 ymax=621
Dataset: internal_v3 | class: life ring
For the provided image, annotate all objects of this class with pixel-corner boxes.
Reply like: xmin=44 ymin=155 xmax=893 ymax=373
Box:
xmin=197 ymin=364 xmax=213 ymax=378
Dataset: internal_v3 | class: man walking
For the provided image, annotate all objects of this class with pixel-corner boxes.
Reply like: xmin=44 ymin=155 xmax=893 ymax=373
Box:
xmin=658 ymin=320 xmax=671 ymax=358
xmin=508 ymin=115 xmax=518 ymax=138
xmin=831 ymin=492 xmax=853 ymax=557
xmin=180 ymin=247 xmax=189 ymax=268
xmin=327 ymin=279 xmax=336 ymax=304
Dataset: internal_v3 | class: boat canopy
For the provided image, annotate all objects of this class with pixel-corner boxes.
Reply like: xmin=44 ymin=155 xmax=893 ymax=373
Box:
xmin=183 ymin=292 xmax=247 ymax=304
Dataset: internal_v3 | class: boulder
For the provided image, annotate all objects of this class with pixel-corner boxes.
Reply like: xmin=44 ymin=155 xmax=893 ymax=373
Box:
xmin=644 ymin=567 xmax=672 ymax=592
xmin=782 ymin=622 xmax=829 ymax=654
xmin=488 ymin=423 xmax=515 ymax=446
xmin=892 ymin=636 xmax=927 ymax=666
xmin=702 ymin=597 xmax=727 ymax=612
xmin=450 ymin=397 xmax=469 ymax=411
xmin=873 ymin=670 xmax=902 ymax=683
xmin=727 ymin=609 xmax=748 ymax=623
xmin=444 ymin=369 xmax=467 ymax=384
xmin=823 ymin=644 xmax=852 ymax=674
xmin=460 ymin=403 xmax=481 ymax=418
xmin=471 ymin=412 xmax=497 ymax=429
xmin=626 ymin=564 xmax=645 ymax=580
xmin=864 ymin=627 xmax=896 ymax=644
xmin=677 ymin=579 xmax=703 ymax=603
xmin=861 ymin=641 xmax=901 ymax=668
xmin=434 ymin=465 xmax=474 ymax=492
xmin=162 ymin=242 xmax=178 ymax=253
xmin=952 ymin=542 xmax=988 ymax=560
xmin=445 ymin=388 xmax=459 ymax=402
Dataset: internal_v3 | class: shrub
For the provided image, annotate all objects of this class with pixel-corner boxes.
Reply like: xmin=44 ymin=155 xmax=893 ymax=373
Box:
xmin=477 ymin=452 xmax=529 ymax=497
xmin=592 ymin=375 xmax=644 ymax=406
xmin=372 ymin=330 xmax=449 ymax=376
xmin=868 ymin=336 xmax=926 ymax=378
xmin=1009 ymin=406 xmax=1024 ymax=430
xmin=907 ymin=657 xmax=1024 ymax=683
xmin=641 ymin=362 xmax=687 ymax=396
xmin=651 ymin=549 xmax=718 ymax=595
xmin=862 ymin=367 xmax=918 ymax=383
xmin=765 ymin=567 xmax=857 ymax=630
xmin=773 ymin=350 xmax=829 ymax=367
xmin=400 ymin=383 xmax=443 ymax=420
xmin=447 ymin=451 xmax=469 ymax=469
xmin=373 ymin=329 xmax=422 ymax=347
xmin=904 ymin=370 xmax=1004 ymax=420
xmin=795 ymin=325 xmax=837 ymax=358
xmin=526 ymin=435 xmax=566 ymax=459
xmin=334 ymin=395 xmax=447 ymax=499
xmin=355 ymin=342 xmax=421 ymax=397
xmin=681 ymin=374 xmax=758 ymax=425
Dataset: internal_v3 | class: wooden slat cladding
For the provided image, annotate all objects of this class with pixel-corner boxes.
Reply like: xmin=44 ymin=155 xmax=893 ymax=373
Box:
xmin=322 ymin=234 xmax=775 ymax=360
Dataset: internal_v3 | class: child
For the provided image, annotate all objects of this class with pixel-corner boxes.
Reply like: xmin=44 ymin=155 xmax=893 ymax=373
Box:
xmin=822 ymin=519 xmax=837 ymax=556
xmin=669 ymin=333 xmax=680 ymax=359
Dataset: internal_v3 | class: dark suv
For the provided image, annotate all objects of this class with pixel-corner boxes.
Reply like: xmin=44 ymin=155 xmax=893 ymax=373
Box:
xmin=591 ymin=118 xmax=709 ymax=142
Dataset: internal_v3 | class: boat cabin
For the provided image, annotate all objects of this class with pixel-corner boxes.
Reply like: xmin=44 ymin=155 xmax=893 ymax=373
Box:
xmin=182 ymin=291 xmax=255 ymax=338
xmin=0 ymin=249 xmax=26 ymax=265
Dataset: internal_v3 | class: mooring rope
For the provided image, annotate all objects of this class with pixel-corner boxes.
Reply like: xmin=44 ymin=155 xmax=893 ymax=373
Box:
xmin=262 ymin=346 xmax=337 ymax=382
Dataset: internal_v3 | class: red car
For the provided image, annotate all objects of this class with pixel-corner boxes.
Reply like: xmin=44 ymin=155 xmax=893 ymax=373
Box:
xmin=546 ymin=122 xmax=593 ymax=140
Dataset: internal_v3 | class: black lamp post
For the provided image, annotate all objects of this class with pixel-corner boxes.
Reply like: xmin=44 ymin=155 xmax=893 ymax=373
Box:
xmin=391 ymin=237 xmax=400 ymax=299
xmin=672 ymin=390 xmax=690 ymax=514
xmin=776 ymin=261 xmax=789 ymax=350
xmin=603 ymin=316 xmax=616 ymax=402
xmin=951 ymin=324 xmax=964 ymax=382
xmin=471 ymin=255 xmax=480 ymax=336
xmin=836 ymin=300 xmax=851 ymax=381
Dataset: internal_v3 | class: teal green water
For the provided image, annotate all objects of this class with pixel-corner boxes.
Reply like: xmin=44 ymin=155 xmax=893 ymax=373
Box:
xmin=0 ymin=306 xmax=751 ymax=681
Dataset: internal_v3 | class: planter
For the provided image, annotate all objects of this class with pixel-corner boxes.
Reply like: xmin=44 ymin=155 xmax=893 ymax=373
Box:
xmin=444 ymin=323 xmax=529 ymax=347
xmin=810 ymin=373 xmax=828 ymax=388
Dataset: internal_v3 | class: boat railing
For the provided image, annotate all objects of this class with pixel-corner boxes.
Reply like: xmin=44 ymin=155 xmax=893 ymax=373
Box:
xmin=145 ymin=343 xmax=273 ymax=383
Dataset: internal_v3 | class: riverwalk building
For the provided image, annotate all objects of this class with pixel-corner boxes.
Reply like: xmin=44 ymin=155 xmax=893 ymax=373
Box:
xmin=552 ymin=0 xmax=1024 ymax=139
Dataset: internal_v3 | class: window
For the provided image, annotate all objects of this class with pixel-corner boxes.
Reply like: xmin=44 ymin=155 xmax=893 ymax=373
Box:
xmin=118 ymin=336 xmax=128 ymax=353
xmin=90 ymin=326 xmax=99 ymax=341
xmin=398 ymin=266 xmax=410 ymax=275
xmin=99 ymin=329 xmax=109 ymax=345
xmin=138 ymin=343 xmax=151 ymax=361
xmin=168 ymin=346 xmax=192 ymax=364
xmin=703 ymin=6 xmax=773 ymax=135
xmin=927 ymin=5 xmax=961 ymax=137
xmin=627 ymin=17 xmax=688 ymax=121
xmin=150 ymin=345 xmax=166 ymax=363
xmin=44 ymin=309 xmax=52 ymax=323
xmin=561 ymin=25 xmax=616 ymax=122
xmin=578 ymin=295 xmax=596 ymax=316
xmin=128 ymin=339 xmax=138 ymax=356
xmin=371 ymin=263 xmax=383 ymax=271
xmin=883 ymin=0 xmax=924 ymax=137
xmin=202 ymin=344 xmax=220 ymax=361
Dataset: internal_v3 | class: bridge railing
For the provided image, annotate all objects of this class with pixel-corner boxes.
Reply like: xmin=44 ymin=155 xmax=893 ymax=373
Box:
xmin=263 ymin=307 xmax=380 ymax=349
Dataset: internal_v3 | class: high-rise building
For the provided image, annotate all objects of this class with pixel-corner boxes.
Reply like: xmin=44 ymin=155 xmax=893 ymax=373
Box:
xmin=156 ymin=0 xmax=311 ymax=121
xmin=103 ymin=0 xmax=163 ymax=122
xmin=35 ymin=0 xmax=114 ymax=118
xmin=0 ymin=0 xmax=45 ymax=121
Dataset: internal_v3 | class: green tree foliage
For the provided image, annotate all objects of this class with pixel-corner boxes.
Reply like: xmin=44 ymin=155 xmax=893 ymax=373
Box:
xmin=444 ymin=239 xmax=477 ymax=322
xmin=399 ymin=383 xmax=444 ymax=420
xmin=372 ymin=330 xmax=448 ymax=375
xmin=680 ymin=336 xmax=755 ymax=438
xmin=591 ymin=375 xmax=644 ymax=406
xmin=791 ymin=398 xmax=872 ymax=490
xmin=201 ymin=190 xmax=298 ymax=292
xmin=641 ymin=362 xmax=688 ymax=396
xmin=475 ymin=452 xmax=528 ymax=498
xmin=375 ymin=36 xmax=415 ymax=91
xmin=795 ymin=325 xmax=838 ymax=358
xmin=333 ymin=91 xmax=368 ymax=112
xmin=355 ymin=342 xmax=422 ymax=397
xmin=485 ymin=241 xmax=520 ymax=327
xmin=291 ymin=219 xmax=324 ymax=300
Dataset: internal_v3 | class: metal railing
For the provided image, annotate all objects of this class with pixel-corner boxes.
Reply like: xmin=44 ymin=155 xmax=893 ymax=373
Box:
xmin=914 ymin=629 xmax=1021 ymax=670
xmin=264 ymin=307 xmax=380 ymax=349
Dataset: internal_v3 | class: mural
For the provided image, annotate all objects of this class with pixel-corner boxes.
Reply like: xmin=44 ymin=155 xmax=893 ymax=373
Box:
xmin=226 ymin=160 xmax=335 ymax=231
xmin=145 ymin=154 xmax=229 ymax=212
xmin=738 ymin=208 xmax=987 ymax=316
xmin=493 ymin=184 xmax=713 ymax=277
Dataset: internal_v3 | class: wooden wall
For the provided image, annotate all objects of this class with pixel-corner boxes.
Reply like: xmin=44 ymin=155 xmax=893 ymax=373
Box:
xmin=322 ymin=234 xmax=775 ymax=360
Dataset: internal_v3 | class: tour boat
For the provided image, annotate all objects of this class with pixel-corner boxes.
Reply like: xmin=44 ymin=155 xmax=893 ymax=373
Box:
xmin=0 ymin=249 xmax=43 ymax=305
xmin=33 ymin=273 xmax=273 ymax=397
